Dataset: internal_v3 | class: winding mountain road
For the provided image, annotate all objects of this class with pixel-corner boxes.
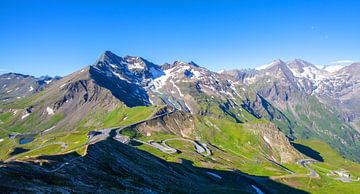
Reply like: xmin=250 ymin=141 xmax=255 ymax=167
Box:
xmin=162 ymin=138 xmax=211 ymax=156
xmin=87 ymin=111 xmax=175 ymax=145
xmin=297 ymin=159 xmax=319 ymax=178
xmin=3 ymin=109 xmax=321 ymax=180
xmin=132 ymin=139 xmax=178 ymax=154
xmin=132 ymin=137 xmax=212 ymax=156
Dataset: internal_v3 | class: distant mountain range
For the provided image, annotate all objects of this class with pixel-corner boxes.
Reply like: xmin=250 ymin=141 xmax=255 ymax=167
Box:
xmin=1 ymin=51 xmax=359 ymax=193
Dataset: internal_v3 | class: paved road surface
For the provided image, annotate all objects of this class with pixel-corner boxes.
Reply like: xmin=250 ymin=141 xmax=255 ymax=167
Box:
xmin=297 ymin=159 xmax=319 ymax=178
xmin=132 ymin=139 xmax=177 ymax=154
xmin=162 ymin=138 xmax=211 ymax=156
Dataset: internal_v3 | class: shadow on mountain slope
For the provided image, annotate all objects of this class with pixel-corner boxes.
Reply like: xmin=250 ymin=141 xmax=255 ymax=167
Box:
xmin=89 ymin=66 xmax=150 ymax=107
xmin=291 ymin=142 xmax=324 ymax=162
xmin=9 ymin=147 xmax=30 ymax=156
xmin=0 ymin=133 xmax=308 ymax=193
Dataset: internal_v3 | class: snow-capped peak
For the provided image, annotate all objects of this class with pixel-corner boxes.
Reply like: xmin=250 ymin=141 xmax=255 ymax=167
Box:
xmin=123 ymin=56 xmax=146 ymax=70
xmin=330 ymin=60 xmax=355 ymax=66
xmin=256 ymin=59 xmax=284 ymax=70
xmin=323 ymin=65 xmax=346 ymax=73
xmin=321 ymin=60 xmax=355 ymax=73
xmin=256 ymin=63 xmax=272 ymax=70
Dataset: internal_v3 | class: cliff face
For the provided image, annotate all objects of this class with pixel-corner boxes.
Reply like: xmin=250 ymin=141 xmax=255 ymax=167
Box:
xmin=131 ymin=111 xmax=196 ymax=138
xmin=247 ymin=123 xmax=302 ymax=163
xmin=0 ymin=73 xmax=58 ymax=102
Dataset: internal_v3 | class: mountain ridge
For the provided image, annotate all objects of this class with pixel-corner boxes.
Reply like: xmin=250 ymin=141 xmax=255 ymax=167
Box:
xmin=1 ymin=50 xmax=360 ymax=193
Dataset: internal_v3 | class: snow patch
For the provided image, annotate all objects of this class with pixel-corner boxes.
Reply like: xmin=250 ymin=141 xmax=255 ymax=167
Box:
xmin=191 ymin=69 xmax=202 ymax=79
xmin=44 ymin=126 xmax=56 ymax=133
xmin=110 ymin=64 xmax=118 ymax=69
xmin=315 ymin=65 xmax=325 ymax=69
xmin=263 ymin=136 xmax=271 ymax=145
xmin=256 ymin=63 xmax=272 ymax=70
xmin=206 ymin=172 xmax=222 ymax=179
xmin=251 ymin=185 xmax=265 ymax=194
xmin=46 ymin=107 xmax=54 ymax=115
xmin=112 ymin=71 xmax=131 ymax=83
xmin=128 ymin=62 xmax=144 ymax=70
xmin=330 ymin=60 xmax=354 ymax=65
xmin=289 ymin=66 xmax=327 ymax=82
xmin=45 ymin=80 xmax=52 ymax=84
xmin=148 ymin=98 xmax=154 ymax=105
xmin=29 ymin=86 xmax=34 ymax=92
xmin=21 ymin=113 xmax=30 ymax=119
xmin=170 ymin=79 xmax=184 ymax=97
xmin=151 ymin=67 xmax=175 ymax=90
xmin=324 ymin=65 xmax=345 ymax=73
xmin=245 ymin=76 xmax=256 ymax=84
xmin=60 ymin=83 xmax=66 ymax=88
xmin=184 ymin=102 xmax=193 ymax=114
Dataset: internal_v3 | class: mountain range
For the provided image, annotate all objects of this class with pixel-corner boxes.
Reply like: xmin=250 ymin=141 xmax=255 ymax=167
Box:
xmin=0 ymin=51 xmax=359 ymax=193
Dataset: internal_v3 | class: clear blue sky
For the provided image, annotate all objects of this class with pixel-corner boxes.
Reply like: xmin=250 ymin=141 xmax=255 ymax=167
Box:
xmin=1 ymin=0 xmax=360 ymax=77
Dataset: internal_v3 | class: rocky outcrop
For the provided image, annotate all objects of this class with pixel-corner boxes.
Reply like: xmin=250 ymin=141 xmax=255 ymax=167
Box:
xmin=247 ymin=123 xmax=302 ymax=163
xmin=0 ymin=73 xmax=58 ymax=101
xmin=129 ymin=110 xmax=196 ymax=138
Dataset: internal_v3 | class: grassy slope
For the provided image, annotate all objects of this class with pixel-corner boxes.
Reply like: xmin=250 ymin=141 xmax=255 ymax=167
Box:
xmin=277 ymin=140 xmax=360 ymax=194
xmin=2 ymin=100 xmax=360 ymax=193
xmin=126 ymin=114 xmax=360 ymax=193
xmin=1 ymin=80 xmax=359 ymax=193
xmin=0 ymin=104 xmax=156 ymax=160
xmin=247 ymin=78 xmax=360 ymax=163
xmin=267 ymin=95 xmax=360 ymax=163
xmin=129 ymin=115 xmax=298 ymax=177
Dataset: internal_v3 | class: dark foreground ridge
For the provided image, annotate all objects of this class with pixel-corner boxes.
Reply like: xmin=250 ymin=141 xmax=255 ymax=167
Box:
xmin=0 ymin=132 xmax=307 ymax=193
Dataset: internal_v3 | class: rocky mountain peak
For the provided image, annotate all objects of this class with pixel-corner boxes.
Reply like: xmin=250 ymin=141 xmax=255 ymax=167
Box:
xmin=286 ymin=59 xmax=325 ymax=78
xmin=262 ymin=59 xmax=295 ymax=79
xmin=171 ymin=60 xmax=200 ymax=68
xmin=98 ymin=51 xmax=122 ymax=64
xmin=338 ymin=62 xmax=360 ymax=74
xmin=287 ymin=59 xmax=317 ymax=70
xmin=188 ymin=61 xmax=200 ymax=68
xmin=123 ymin=56 xmax=147 ymax=69
xmin=256 ymin=59 xmax=285 ymax=71
xmin=172 ymin=60 xmax=189 ymax=66
xmin=273 ymin=59 xmax=285 ymax=64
